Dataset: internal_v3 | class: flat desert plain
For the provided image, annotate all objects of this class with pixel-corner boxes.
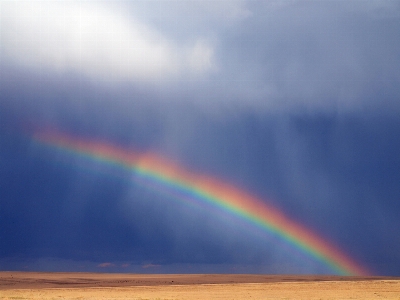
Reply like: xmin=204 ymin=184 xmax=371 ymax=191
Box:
xmin=0 ymin=272 xmax=399 ymax=299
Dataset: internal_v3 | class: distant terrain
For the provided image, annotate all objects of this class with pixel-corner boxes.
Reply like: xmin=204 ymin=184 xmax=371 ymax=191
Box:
xmin=0 ymin=272 xmax=399 ymax=299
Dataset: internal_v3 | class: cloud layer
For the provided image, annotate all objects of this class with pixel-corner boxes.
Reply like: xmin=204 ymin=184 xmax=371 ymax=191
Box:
xmin=2 ymin=1 xmax=399 ymax=112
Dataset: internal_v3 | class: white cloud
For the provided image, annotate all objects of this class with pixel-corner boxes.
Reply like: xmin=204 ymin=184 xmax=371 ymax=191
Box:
xmin=1 ymin=1 xmax=215 ymax=80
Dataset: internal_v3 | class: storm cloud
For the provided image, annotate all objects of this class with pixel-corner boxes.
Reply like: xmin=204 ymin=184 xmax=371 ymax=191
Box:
xmin=1 ymin=1 xmax=400 ymax=275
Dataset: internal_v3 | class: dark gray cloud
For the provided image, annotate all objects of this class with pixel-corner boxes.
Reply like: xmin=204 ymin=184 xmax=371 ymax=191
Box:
xmin=216 ymin=1 xmax=400 ymax=111
xmin=1 ymin=1 xmax=400 ymax=275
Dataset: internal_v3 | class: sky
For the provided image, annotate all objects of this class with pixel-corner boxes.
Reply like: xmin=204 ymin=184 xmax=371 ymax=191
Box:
xmin=1 ymin=0 xmax=400 ymax=276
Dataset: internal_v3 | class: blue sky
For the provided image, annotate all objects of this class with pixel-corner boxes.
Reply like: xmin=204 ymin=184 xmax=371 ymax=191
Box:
xmin=1 ymin=1 xmax=400 ymax=275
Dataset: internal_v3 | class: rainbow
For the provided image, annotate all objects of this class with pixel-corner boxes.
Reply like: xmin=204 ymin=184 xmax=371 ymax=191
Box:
xmin=32 ymin=129 xmax=370 ymax=276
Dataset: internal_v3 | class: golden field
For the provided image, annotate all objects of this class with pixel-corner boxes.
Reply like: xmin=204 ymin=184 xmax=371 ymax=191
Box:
xmin=0 ymin=272 xmax=399 ymax=299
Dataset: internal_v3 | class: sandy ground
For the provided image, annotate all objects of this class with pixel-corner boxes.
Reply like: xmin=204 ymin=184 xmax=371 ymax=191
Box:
xmin=0 ymin=272 xmax=399 ymax=299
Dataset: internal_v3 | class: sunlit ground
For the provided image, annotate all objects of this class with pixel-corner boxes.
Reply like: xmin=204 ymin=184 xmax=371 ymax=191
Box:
xmin=1 ymin=273 xmax=399 ymax=300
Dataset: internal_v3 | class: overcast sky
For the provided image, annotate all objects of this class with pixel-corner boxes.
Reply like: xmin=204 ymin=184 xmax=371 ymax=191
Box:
xmin=1 ymin=0 xmax=400 ymax=275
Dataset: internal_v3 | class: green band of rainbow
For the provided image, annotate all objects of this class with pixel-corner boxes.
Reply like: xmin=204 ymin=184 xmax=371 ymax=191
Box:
xmin=33 ymin=129 xmax=370 ymax=276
